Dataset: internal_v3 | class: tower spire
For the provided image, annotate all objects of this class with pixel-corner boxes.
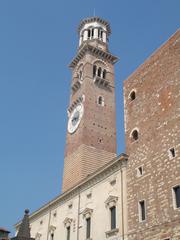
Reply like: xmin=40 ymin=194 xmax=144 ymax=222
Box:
xmin=93 ymin=8 xmax=95 ymax=16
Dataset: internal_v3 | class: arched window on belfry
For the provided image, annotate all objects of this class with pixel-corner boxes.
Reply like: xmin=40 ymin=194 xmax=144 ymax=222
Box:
xmin=103 ymin=69 xmax=106 ymax=79
xmin=93 ymin=65 xmax=97 ymax=78
xmin=93 ymin=61 xmax=108 ymax=79
xmin=98 ymin=27 xmax=103 ymax=40
xmin=88 ymin=29 xmax=91 ymax=39
xmin=87 ymin=27 xmax=95 ymax=40
xmin=98 ymin=67 xmax=102 ymax=77
xmin=79 ymin=70 xmax=83 ymax=81
xmin=92 ymin=28 xmax=94 ymax=38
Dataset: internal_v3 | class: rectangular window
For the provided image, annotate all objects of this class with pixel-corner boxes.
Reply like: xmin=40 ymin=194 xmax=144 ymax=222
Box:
xmin=139 ymin=200 xmax=146 ymax=222
xmin=67 ymin=226 xmax=70 ymax=240
xmin=88 ymin=29 xmax=91 ymax=39
xmin=86 ymin=218 xmax=91 ymax=239
xmin=92 ymin=29 xmax=94 ymax=37
xmin=137 ymin=166 xmax=143 ymax=177
xmin=169 ymin=148 xmax=176 ymax=159
xmin=110 ymin=206 xmax=116 ymax=229
xmin=173 ymin=185 xmax=180 ymax=208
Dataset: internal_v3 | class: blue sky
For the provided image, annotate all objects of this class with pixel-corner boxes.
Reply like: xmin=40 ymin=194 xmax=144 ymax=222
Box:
xmin=0 ymin=0 xmax=179 ymax=235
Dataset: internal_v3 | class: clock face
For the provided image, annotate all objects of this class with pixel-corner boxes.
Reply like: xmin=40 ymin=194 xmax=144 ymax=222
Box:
xmin=68 ymin=104 xmax=84 ymax=134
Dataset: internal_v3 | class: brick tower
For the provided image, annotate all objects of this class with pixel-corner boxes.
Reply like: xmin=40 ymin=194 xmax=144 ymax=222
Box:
xmin=124 ymin=31 xmax=180 ymax=239
xmin=62 ymin=17 xmax=118 ymax=192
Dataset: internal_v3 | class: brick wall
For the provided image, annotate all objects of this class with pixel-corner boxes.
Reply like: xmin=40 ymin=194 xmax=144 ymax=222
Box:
xmin=63 ymin=51 xmax=117 ymax=192
xmin=124 ymin=30 xmax=180 ymax=239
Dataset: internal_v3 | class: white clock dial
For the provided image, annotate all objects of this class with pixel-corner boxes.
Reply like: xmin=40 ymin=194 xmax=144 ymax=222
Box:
xmin=68 ymin=104 xmax=84 ymax=134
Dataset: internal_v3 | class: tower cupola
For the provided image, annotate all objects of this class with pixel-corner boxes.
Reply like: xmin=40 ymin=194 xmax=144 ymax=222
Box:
xmin=78 ymin=17 xmax=111 ymax=50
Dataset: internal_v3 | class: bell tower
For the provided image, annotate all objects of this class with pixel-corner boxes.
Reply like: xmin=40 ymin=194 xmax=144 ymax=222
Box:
xmin=62 ymin=17 xmax=118 ymax=192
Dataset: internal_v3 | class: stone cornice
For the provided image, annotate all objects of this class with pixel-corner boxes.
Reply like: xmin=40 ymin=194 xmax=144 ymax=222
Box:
xmin=48 ymin=225 xmax=56 ymax=233
xmin=63 ymin=217 xmax=73 ymax=227
xmin=78 ymin=17 xmax=111 ymax=35
xmin=82 ymin=208 xmax=93 ymax=218
xmin=69 ymin=44 xmax=118 ymax=69
xmin=105 ymin=195 xmax=118 ymax=208
xmin=15 ymin=153 xmax=128 ymax=227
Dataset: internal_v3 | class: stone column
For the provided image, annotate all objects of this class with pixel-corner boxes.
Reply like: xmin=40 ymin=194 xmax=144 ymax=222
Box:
xmin=79 ymin=35 xmax=82 ymax=46
xmin=83 ymin=29 xmax=88 ymax=41
xmin=103 ymin=32 xmax=106 ymax=43
xmin=94 ymin=28 xmax=98 ymax=39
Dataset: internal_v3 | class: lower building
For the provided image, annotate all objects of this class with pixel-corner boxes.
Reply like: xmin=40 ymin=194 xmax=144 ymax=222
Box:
xmin=16 ymin=155 xmax=128 ymax=240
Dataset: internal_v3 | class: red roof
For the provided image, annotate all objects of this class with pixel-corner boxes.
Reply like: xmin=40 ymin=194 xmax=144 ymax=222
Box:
xmin=0 ymin=228 xmax=10 ymax=233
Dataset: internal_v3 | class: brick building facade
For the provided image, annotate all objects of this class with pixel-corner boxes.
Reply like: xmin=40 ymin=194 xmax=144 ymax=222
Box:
xmin=124 ymin=30 xmax=180 ymax=239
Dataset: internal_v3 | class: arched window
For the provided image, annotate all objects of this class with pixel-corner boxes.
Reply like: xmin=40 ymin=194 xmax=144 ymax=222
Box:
xmin=103 ymin=69 xmax=106 ymax=79
xmin=79 ymin=70 xmax=83 ymax=80
xmin=92 ymin=28 xmax=94 ymax=38
xmin=131 ymin=129 xmax=139 ymax=141
xmin=100 ymin=30 xmax=103 ymax=39
xmin=98 ymin=28 xmax=103 ymax=39
xmin=97 ymin=67 xmax=102 ymax=77
xmin=129 ymin=90 xmax=136 ymax=101
xmin=93 ymin=65 xmax=97 ymax=78
xmin=88 ymin=29 xmax=91 ymax=39
xmin=98 ymin=96 xmax=104 ymax=106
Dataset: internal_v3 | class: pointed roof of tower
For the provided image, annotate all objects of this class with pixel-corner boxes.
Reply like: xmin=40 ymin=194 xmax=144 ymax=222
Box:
xmin=12 ymin=210 xmax=34 ymax=240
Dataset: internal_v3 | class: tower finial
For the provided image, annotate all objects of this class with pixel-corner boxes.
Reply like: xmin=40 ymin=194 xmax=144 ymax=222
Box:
xmin=93 ymin=8 xmax=96 ymax=17
xmin=17 ymin=209 xmax=31 ymax=238
xmin=11 ymin=209 xmax=35 ymax=240
xmin=25 ymin=209 xmax=29 ymax=215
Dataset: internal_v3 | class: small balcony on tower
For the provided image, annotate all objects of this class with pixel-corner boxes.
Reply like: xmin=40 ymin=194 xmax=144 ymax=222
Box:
xmin=93 ymin=75 xmax=110 ymax=88
xmin=93 ymin=65 xmax=111 ymax=90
